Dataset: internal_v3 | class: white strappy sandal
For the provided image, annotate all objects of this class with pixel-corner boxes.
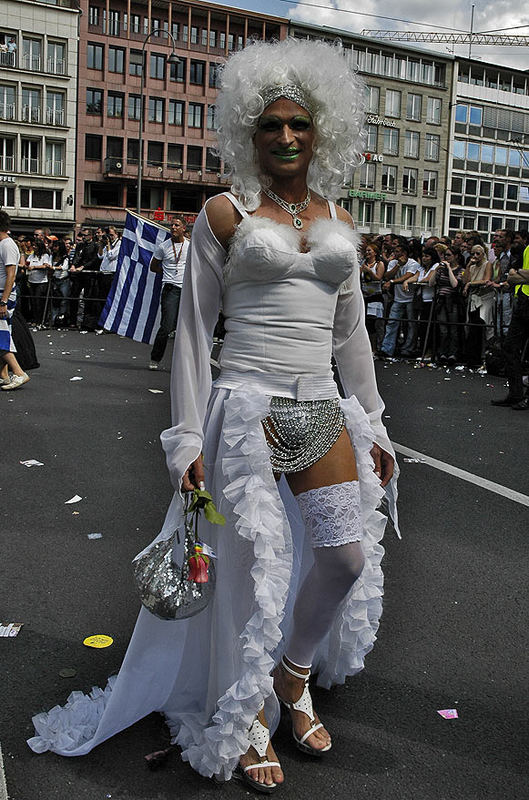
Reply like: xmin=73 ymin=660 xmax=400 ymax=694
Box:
xmin=276 ymin=656 xmax=332 ymax=757
xmin=232 ymin=715 xmax=282 ymax=794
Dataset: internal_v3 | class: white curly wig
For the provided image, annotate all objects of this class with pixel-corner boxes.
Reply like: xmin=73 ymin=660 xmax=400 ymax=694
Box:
xmin=215 ymin=37 xmax=366 ymax=211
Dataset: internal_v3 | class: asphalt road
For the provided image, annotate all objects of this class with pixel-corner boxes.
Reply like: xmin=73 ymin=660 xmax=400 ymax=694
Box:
xmin=2 ymin=331 xmax=528 ymax=800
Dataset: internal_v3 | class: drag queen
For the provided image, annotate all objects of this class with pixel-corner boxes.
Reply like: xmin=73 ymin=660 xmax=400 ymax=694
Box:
xmin=29 ymin=38 xmax=398 ymax=793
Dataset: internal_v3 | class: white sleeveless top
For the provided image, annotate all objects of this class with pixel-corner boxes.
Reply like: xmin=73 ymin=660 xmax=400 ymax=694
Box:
xmin=217 ymin=192 xmax=359 ymax=375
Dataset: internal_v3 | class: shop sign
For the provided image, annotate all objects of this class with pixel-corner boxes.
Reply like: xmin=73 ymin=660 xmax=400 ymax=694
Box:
xmin=366 ymin=115 xmax=397 ymax=128
xmin=0 ymin=175 xmax=16 ymax=183
xmin=361 ymin=153 xmax=384 ymax=163
xmin=348 ymin=190 xmax=387 ymax=201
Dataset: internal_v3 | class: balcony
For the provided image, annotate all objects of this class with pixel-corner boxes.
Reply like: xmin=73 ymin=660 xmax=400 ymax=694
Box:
xmin=104 ymin=156 xmax=124 ymax=174
xmin=0 ymin=51 xmax=16 ymax=68
xmin=0 ymin=103 xmax=15 ymax=121
xmin=45 ymin=159 xmax=64 ymax=176
xmin=21 ymin=157 xmax=41 ymax=173
xmin=22 ymin=54 xmax=41 ymax=71
xmin=0 ymin=155 xmax=14 ymax=171
xmin=46 ymin=107 xmax=64 ymax=125
xmin=22 ymin=105 xmax=41 ymax=123
xmin=47 ymin=58 xmax=65 ymax=75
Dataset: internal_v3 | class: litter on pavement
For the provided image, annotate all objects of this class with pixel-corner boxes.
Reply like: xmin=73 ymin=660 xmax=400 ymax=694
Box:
xmin=20 ymin=459 xmax=44 ymax=467
xmin=0 ymin=623 xmax=23 ymax=637
xmin=437 ymin=709 xmax=459 ymax=719
xmin=65 ymin=494 xmax=82 ymax=504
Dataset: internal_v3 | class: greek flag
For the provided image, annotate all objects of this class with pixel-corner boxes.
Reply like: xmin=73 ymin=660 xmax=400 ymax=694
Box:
xmin=99 ymin=210 xmax=169 ymax=344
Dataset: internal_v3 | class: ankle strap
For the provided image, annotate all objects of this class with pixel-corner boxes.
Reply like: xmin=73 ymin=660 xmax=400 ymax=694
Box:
xmin=281 ymin=655 xmax=311 ymax=680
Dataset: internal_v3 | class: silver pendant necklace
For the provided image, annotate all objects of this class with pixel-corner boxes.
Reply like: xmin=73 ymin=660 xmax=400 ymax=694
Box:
xmin=263 ymin=187 xmax=311 ymax=229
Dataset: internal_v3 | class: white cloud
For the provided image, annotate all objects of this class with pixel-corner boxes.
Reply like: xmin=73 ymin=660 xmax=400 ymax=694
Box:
xmin=286 ymin=0 xmax=529 ymax=70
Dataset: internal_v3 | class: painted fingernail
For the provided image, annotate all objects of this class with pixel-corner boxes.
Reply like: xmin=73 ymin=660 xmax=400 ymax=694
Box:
xmin=198 ymin=481 xmax=205 ymax=490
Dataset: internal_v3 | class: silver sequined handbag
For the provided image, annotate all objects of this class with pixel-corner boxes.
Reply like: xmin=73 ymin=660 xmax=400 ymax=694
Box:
xmin=133 ymin=490 xmax=223 ymax=621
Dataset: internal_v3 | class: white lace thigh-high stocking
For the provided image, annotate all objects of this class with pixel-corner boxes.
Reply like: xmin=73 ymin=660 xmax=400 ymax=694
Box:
xmin=286 ymin=481 xmax=365 ymax=667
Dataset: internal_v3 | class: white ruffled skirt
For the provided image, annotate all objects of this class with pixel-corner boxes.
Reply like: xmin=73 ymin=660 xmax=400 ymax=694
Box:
xmin=28 ymin=385 xmax=388 ymax=781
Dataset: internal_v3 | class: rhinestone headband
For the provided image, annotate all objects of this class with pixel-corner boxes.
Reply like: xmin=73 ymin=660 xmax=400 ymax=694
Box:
xmin=261 ymin=84 xmax=315 ymax=116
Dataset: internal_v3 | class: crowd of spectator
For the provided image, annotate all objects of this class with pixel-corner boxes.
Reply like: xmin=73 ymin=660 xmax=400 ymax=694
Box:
xmin=359 ymin=227 xmax=529 ymax=370
xmin=14 ymin=225 xmax=122 ymax=332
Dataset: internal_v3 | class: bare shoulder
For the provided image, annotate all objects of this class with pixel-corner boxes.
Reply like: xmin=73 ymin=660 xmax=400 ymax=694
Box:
xmin=204 ymin=194 xmax=241 ymax=249
xmin=335 ymin=204 xmax=355 ymax=228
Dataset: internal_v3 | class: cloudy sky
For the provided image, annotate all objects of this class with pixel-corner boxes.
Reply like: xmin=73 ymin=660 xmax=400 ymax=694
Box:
xmin=210 ymin=0 xmax=529 ymax=70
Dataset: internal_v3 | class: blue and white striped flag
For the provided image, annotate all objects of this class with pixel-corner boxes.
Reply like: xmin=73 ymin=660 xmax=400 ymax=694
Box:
xmin=99 ymin=210 xmax=170 ymax=344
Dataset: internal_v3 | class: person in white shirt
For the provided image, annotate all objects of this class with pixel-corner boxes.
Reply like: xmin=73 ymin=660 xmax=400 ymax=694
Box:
xmin=97 ymin=226 xmax=121 ymax=316
xmin=26 ymin=238 xmax=52 ymax=327
xmin=378 ymin=242 xmax=420 ymax=357
xmin=0 ymin=211 xmax=30 ymax=390
xmin=149 ymin=216 xmax=189 ymax=369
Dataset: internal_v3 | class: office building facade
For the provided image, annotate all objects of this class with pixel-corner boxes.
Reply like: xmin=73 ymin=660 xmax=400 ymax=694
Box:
xmin=0 ymin=0 xmax=79 ymax=234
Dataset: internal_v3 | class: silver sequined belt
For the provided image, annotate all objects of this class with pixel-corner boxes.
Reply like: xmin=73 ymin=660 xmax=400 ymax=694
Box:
xmin=263 ymin=397 xmax=345 ymax=473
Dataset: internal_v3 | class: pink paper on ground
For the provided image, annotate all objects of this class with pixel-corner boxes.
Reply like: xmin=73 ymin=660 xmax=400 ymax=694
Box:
xmin=437 ymin=709 xmax=459 ymax=719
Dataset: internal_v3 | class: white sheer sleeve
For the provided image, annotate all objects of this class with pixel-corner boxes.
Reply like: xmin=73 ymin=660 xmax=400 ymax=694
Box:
xmin=160 ymin=208 xmax=225 ymax=492
xmin=332 ymin=266 xmax=394 ymax=460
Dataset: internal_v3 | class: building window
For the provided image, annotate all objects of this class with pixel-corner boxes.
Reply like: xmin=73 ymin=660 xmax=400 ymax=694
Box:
xmin=365 ymin=124 xmax=377 ymax=152
xmin=381 ymin=164 xmax=396 ymax=193
xmin=150 ymin=53 xmax=165 ymax=80
xmin=84 ymin=181 xmax=121 ymax=207
xmin=406 ymin=93 xmax=421 ymax=121
xmin=21 ymin=139 xmax=40 ymax=173
xmin=426 ymin=97 xmax=441 ymax=124
xmin=187 ymin=145 xmax=202 ymax=170
xmin=423 ymin=170 xmax=438 ymax=198
xmin=207 ymin=104 xmax=218 ymax=130
xmin=130 ymin=14 xmax=141 ymax=34
xmin=455 ymin=104 xmax=467 ymax=123
xmin=189 ymin=60 xmax=205 ymax=85
xmin=86 ymin=88 xmax=103 ymax=114
xmin=45 ymin=141 xmax=64 ymax=176
xmin=107 ymin=92 xmax=124 ymax=118
xmin=422 ymin=207 xmax=436 ymax=230
xmin=219 ymin=32 xmax=226 ymax=49
xmin=21 ymin=88 xmax=41 ymax=123
xmin=380 ymin=202 xmax=395 ymax=227
xmin=85 ymin=133 xmax=102 ymax=160
xmin=88 ymin=6 xmax=100 ymax=26
xmin=147 ymin=141 xmax=163 ymax=166
xmin=0 ymin=137 xmax=15 ymax=171
xmin=168 ymin=99 xmax=184 ymax=125
xmin=21 ymin=187 xmax=62 ymax=210
xmin=209 ymin=62 xmax=221 ymax=88
xmin=365 ymin=85 xmax=379 ymax=113
xmin=172 ymin=22 xmax=180 ymax=40
xmin=0 ymin=86 xmax=16 ymax=121
xmin=170 ymin=58 xmax=185 ymax=82
xmin=188 ymin=102 xmax=203 ymax=128
xmin=401 ymin=204 xmax=416 ymax=229
xmin=22 ymin=38 xmax=42 ymax=71
xmin=209 ymin=29 xmax=217 ymax=48
xmin=382 ymin=128 xmax=399 ymax=156
xmin=359 ymin=162 xmax=376 ymax=190
xmin=182 ymin=25 xmax=188 ymax=43
xmin=47 ymin=41 xmax=65 ymax=75
xmin=128 ymin=94 xmax=141 ymax=120
xmin=147 ymin=97 xmax=164 ymax=123
xmin=385 ymin=89 xmax=401 ymax=118
xmin=87 ymin=42 xmax=103 ymax=70
xmin=0 ymin=186 xmax=15 ymax=207
xmin=425 ymin=133 xmax=440 ymax=161
xmin=469 ymin=106 xmax=482 ymax=126
xmin=206 ymin=147 xmax=221 ymax=172
xmin=108 ymin=10 xmax=120 ymax=36
xmin=402 ymin=167 xmax=417 ymax=195
xmin=108 ymin=46 xmax=124 ymax=73
xmin=357 ymin=200 xmax=374 ymax=226
xmin=129 ymin=50 xmax=143 ymax=76
xmin=168 ymin=143 xmax=183 ymax=168
xmin=106 ymin=136 xmax=123 ymax=158
xmin=190 ymin=26 xmax=199 ymax=44
xmin=228 ymin=33 xmax=234 ymax=51
xmin=201 ymin=28 xmax=208 ymax=47
xmin=127 ymin=138 xmax=139 ymax=163
xmin=46 ymin=90 xmax=64 ymax=125
xmin=404 ymin=130 xmax=420 ymax=158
